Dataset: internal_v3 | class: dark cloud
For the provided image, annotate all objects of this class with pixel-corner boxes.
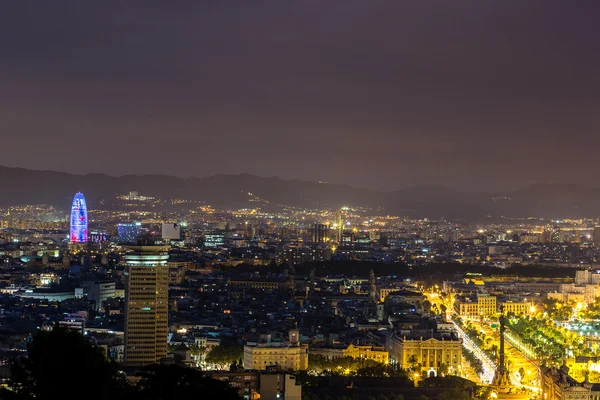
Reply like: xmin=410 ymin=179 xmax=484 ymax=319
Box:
xmin=1 ymin=1 xmax=599 ymax=192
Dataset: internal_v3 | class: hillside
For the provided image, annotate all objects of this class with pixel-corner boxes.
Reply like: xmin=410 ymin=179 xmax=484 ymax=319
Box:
xmin=1 ymin=166 xmax=600 ymax=220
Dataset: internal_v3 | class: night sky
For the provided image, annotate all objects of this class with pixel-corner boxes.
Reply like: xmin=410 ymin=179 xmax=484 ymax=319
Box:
xmin=1 ymin=1 xmax=599 ymax=192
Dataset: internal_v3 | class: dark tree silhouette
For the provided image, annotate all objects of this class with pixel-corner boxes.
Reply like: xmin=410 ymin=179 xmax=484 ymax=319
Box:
xmin=134 ymin=365 xmax=241 ymax=400
xmin=0 ymin=326 xmax=128 ymax=400
xmin=0 ymin=326 xmax=241 ymax=400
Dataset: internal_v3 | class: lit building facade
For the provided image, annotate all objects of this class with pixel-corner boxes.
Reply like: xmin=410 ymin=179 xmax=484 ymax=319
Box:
xmin=309 ymin=344 xmax=389 ymax=364
xmin=342 ymin=344 xmax=388 ymax=364
xmin=386 ymin=333 xmax=462 ymax=375
xmin=454 ymin=294 xmax=497 ymax=318
xmin=379 ymin=287 xmax=397 ymax=303
xmin=276 ymin=246 xmax=332 ymax=266
xmin=204 ymin=233 xmax=225 ymax=248
xmin=498 ymin=300 xmax=531 ymax=315
xmin=548 ymin=282 xmax=600 ymax=306
xmin=540 ymin=365 xmax=600 ymax=400
xmin=69 ymin=192 xmax=88 ymax=243
xmin=454 ymin=300 xmax=479 ymax=318
xmin=243 ymin=330 xmax=308 ymax=371
xmin=124 ymin=246 xmax=170 ymax=367
xmin=477 ymin=294 xmax=497 ymax=316
xmin=243 ymin=345 xmax=309 ymax=372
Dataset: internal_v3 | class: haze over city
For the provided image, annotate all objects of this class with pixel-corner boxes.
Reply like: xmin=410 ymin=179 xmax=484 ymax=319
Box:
xmin=3 ymin=3 xmax=600 ymax=400
xmin=2 ymin=1 xmax=600 ymax=191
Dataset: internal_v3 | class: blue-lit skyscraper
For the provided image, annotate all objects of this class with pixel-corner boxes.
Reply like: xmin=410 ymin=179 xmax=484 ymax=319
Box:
xmin=70 ymin=192 xmax=88 ymax=243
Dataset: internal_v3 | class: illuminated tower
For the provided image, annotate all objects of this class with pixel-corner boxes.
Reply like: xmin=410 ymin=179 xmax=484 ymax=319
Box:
xmin=364 ymin=269 xmax=379 ymax=318
xmin=368 ymin=269 xmax=378 ymax=305
xmin=492 ymin=306 xmax=510 ymax=392
xmin=335 ymin=209 xmax=344 ymax=243
xmin=69 ymin=192 xmax=88 ymax=243
xmin=124 ymin=246 xmax=170 ymax=367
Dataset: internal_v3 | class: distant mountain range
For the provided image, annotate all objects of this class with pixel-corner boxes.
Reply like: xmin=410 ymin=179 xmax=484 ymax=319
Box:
xmin=1 ymin=165 xmax=599 ymax=220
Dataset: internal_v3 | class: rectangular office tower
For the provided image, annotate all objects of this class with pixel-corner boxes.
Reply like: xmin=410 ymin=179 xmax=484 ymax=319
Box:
xmin=124 ymin=246 xmax=170 ymax=367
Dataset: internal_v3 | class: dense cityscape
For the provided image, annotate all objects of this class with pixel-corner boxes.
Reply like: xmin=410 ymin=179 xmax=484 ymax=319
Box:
xmin=1 ymin=189 xmax=600 ymax=399
xmin=2 ymin=2 xmax=599 ymax=400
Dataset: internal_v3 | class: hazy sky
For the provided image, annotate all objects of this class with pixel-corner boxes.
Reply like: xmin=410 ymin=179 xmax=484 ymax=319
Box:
xmin=1 ymin=1 xmax=599 ymax=192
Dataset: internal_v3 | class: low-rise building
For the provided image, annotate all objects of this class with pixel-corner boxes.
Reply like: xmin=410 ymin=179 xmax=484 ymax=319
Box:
xmin=385 ymin=330 xmax=462 ymax=376
xmin=379 ymin=288 xmax=395 ymax=303
xmin=277 ymin=246 xmax=331 ymax=266
xmin=477 ymin=294 xmax=497 ymax=316
xmin=260 ymin=373 xmax=302 ymax=400
xmin=498 ymin=299 xmax=532 ymax=315
xmin=309 ymin=344 xmax=388 ymax=364
xmin=540 ymin=364 xmax=600 ymax=400
xmin=212 ymin=371 xmax=260 ymax=400
xmin=83 ymin=280 xmax=116 ymax=310
xmin=548 ymin=282 xmax=600 ymax=306
xmin=454 ymin=293 xmax=497 ymax=318
xmin=343 ymin=344 xmax=388 ymax=364
xmin=244 ymin=329 xmax=308 ymax=371
xmin=230 ymin=280 xmax=281 ymax=291
xmin=168 ymin=266 xmax=185 ymax=285
xmin=213 ymin=371 xmax=302 ymax=400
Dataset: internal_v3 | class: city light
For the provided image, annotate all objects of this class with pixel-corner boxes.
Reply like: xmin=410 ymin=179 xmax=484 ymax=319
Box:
xmin=1 ymin=3 xmax=597 ymax=399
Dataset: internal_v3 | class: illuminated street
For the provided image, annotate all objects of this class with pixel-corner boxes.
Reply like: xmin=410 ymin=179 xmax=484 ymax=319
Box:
xmin=452 ymin=317 xmax=541 ymax=399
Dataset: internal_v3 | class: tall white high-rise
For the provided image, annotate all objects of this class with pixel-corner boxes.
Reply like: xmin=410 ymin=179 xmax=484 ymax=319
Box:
xmin=124 ymin=246 xmax=170 ymax=367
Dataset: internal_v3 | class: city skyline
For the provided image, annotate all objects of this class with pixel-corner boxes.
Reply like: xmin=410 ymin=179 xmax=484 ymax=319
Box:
xmin=2 ymin=3 xmax=600 ymax=398
xmin=7 ymin=164 xmax=600 ymax=221
xmin=2 ymin=2 xmax=600 ymax=192
xmin=4 ymin=189 xmax=600 ymax=399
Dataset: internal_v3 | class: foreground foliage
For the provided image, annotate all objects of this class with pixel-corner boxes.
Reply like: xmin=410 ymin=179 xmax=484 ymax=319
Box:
xmin=0 ymin=326 xmax=241 ymax=400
